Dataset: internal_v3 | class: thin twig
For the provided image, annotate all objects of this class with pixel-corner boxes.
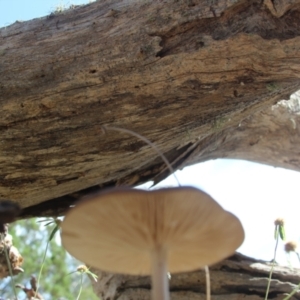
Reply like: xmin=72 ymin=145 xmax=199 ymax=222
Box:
xmin=1 ymin=233 xmax=18 ymax=299
xmin=101 ymin=125 xmax=181 ymax=186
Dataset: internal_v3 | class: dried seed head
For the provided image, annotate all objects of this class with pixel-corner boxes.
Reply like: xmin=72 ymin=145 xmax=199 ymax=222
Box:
xmin=77 ymin=265 xmax=88 ymax=273
xmin=274 ymin=218 xmax=284 ymax=227
xmin=0 ymin=235 xmax=23 ymax=278
xmin=9 ymin=245 xmax=23 ymax=269
xmin=285 ymin=241 xmax=297 ymax=253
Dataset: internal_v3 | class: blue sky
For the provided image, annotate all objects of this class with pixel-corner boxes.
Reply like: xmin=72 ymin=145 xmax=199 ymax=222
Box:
xmin=140 ymin=159 xmax=300 ymax=266
xmin=0 ymin=0 xmax=91 ymax=27
xmin=1 ymin=0 xmax=300 ymax=267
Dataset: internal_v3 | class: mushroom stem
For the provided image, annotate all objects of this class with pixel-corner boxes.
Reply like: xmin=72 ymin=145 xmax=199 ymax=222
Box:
xmin=151 ymin=247 xmax=170 ymax=300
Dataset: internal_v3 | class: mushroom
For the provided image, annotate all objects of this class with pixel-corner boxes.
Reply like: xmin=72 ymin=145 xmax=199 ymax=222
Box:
xmin=61 ymin=186 xmax=244 ymax=300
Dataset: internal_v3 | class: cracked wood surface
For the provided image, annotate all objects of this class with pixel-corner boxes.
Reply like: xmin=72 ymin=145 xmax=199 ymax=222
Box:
xmin=179 ymin=94 xmax=300 ymax=173
xmin=91 ymin=253 xmax=300 ymax=300
xmin=1 ymin=0 xmax=300 ymax=216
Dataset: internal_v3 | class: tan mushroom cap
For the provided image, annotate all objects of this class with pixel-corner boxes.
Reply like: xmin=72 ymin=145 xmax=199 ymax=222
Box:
xmin=61 ymin=187 xmax=244 ymax=275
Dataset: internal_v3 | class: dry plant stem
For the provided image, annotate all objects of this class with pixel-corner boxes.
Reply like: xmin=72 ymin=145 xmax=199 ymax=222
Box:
xmin=265 ymin=234 xmax=279 ymax=300
xmin=4 ymin=249 xmax=18 ymax=300
xmin=204 ymin=266 xmax=211 ymax=300
xmin=34 ymin=239 xmax=50 ymax=298
xmin=284 ymin=285 xmax=300 ymax=300
xmin=76 ymin=273 xmax=83 ymax=300
xmin=102 ymin=125 xmax=180 ymax=186
xmin=283 ymin=282 xmax=300 ymax=300
xmin=1 ymin=233 xmax=18 ymax=300
xmin=151 ymin=247 xmax=169 ymax=300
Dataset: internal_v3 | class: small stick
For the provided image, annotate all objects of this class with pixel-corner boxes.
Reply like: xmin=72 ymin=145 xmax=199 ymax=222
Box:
xmin=101 ymin=125 xmax=181 ymax=186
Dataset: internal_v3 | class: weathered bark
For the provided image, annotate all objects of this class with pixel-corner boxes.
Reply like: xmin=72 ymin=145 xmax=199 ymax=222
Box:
xmin=179 ymin=92 xmax=300 ymax=173
xmin=1 ymin=0 xmax=300 ymax=216
xmin=91 ymin=253 xmax=300 ymax=300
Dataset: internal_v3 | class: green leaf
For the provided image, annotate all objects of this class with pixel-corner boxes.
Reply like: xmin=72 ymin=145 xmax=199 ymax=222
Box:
xmin=49 ymin=224 xmax=60 ymax=242
xmin=44 ymin=221 xmax=55 ymax=227
xmin=9 ymin=218 xmax=98 ymax=299
xmin=279 ymin=225 xmax=286 ymax=241
xmin=85 ymin=270 xmax=98 ymax=282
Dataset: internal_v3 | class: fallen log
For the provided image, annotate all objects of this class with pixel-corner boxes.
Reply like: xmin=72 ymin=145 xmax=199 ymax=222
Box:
xmin=1 ymin=0 xmax=300 ymax=216
xmin=91 ymin=253 xmax=300 ymax=300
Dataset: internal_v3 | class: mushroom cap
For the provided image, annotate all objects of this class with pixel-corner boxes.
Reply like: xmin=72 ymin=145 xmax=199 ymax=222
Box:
xmin=61 ymin=187 xmax=244 ymax=275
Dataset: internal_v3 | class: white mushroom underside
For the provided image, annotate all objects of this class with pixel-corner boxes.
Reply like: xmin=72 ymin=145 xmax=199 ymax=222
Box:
xmin=61 ymin=187 xmax=244 ymax=275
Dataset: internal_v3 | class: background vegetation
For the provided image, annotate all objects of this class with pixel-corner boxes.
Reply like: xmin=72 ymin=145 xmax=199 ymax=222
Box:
xmin=0 ymin=219 xmax=98 ymax=299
